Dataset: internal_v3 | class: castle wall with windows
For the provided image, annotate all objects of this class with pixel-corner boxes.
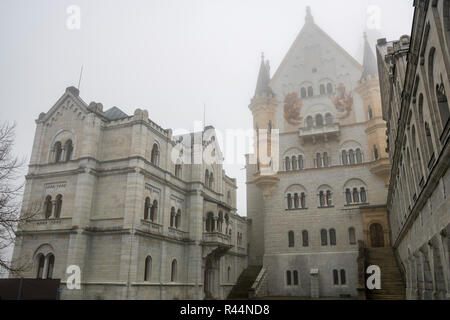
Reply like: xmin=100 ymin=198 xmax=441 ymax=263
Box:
xmin=377 ymin=0 xmax=450 ymax=300
xmin=11 ymin=87 xmax=247 ymax=300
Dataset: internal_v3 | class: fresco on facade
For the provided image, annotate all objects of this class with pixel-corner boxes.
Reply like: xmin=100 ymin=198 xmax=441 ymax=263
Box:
xmin=283 ymin=92 xmax=303 ymax=126
xmin=330 ymin=83 xmax=353 ymax=119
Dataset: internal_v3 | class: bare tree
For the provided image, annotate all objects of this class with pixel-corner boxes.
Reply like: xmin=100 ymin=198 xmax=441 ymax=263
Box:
xmin=0 ymin=122 xmax=38 ymax=275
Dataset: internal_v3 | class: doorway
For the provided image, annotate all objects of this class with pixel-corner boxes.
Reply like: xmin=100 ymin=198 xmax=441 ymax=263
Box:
xmin=370 ymin=223 xmax=385 ymax=247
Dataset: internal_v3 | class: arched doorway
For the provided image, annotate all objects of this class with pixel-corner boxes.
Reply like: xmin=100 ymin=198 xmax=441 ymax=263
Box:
xmin=370 ymin=223 xmax=385 ymax=247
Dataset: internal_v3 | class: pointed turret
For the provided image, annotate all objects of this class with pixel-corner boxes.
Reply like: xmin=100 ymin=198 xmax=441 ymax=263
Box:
xmin=305 ymin=6 xmax=314 ymax=24
xmin=361 ymin=32 xmax=378 ymax=80
xmin=254 ymin=53 xmax=273 ymax=97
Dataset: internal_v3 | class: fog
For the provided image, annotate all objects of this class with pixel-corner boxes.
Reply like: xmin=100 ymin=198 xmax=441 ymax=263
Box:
xmin=0 ymin=0 xmax=414 ymax=270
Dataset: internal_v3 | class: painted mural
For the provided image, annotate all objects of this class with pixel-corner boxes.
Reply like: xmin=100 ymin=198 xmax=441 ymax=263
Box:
xmin=283 ymin=92 xmax=303 ymax=126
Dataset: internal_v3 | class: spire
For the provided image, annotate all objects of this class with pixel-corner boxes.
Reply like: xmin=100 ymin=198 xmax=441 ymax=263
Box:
xmin=254 ymin=53 xmax=273 ymax=97
xmin=305 ymin=6 xmax=314 ymax=24
xmin=361 ymin=32 xmax=378 ymax=80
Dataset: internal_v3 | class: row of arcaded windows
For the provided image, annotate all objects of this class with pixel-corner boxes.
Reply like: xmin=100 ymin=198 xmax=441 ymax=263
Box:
xmin=345 ymin=188 xmax=367 ymax=205
xmin=143 ymin=197 xmax=158 ymax=222
xmin=305 ymin=113 xmax=334 ymax=128
xmin=285 ymin=149 xmax=367 ymax=171
xmin=300 ymin=82 xmax=334 ymax=99
xmin=144 ymin=256 xmax=177 ymax=282
xmin=333 ymin=269 xmax=347 ymax=285
xmin=288 ymin=228 xmax=356 ymax=248
xmin=205 ymin=211 xmax=230 ymax=234
xmin=286 ymin=192 xmax=307 ymax=210
xmin=286 ymin=270 xmax=299 ymax=286
xmin=43 ymin=195 xmax=63 ymax=219
xmin=52 ymin=140 xmax=73 ymax=163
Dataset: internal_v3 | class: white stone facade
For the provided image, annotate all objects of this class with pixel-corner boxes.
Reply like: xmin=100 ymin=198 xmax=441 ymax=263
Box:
xmin=11 ymin=87 xmax=247 ymax=300
xmin=376 ymin=0 xmax=450 ymax=300
xmin=246 ymin=9 xmax=391 ymax=298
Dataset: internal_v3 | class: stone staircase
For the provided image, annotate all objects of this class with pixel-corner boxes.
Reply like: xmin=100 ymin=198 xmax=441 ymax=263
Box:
xmin=227 ymin=265 xmax=262 ymax=300
xmin=365 ymin=247 xmax=406 ymax=300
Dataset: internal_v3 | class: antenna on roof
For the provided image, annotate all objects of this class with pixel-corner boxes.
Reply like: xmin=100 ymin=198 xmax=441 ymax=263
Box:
xmin=77 ymin=65 xmax=84 ymax=90
xmin=203 ymin=102 xmax=206 ymax=130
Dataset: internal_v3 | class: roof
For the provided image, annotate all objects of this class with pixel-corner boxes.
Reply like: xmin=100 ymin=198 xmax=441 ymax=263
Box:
xmin=103 ymin=107 xmax=129 ymax=121
xmin=361 ymin=33 xmax=378 ymax=80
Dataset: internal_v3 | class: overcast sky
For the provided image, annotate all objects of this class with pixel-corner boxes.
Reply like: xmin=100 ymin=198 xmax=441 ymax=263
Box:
xmin=0 ymin=0 xmax=414 ymax=247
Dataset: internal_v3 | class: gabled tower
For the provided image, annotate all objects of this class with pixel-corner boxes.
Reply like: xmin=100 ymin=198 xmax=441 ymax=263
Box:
xmin=355 ymin=33 xmax=390 ymax=185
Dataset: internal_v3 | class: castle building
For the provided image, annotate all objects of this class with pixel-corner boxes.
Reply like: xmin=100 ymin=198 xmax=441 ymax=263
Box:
xmin=246 ymin=8 xmax=401 ymax=298
xmin=376 ymin=0 xmax=449 ymax=300
xmin=11 ymin=86 xmax=248 ymax=300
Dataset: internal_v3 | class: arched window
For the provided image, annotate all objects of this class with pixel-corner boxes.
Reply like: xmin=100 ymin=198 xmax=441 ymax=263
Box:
xmin=144 ymin=197 xmax=151 ymax=220
xmin=46 ymin=254 xmax=54 ymax=279
xmin=54 ymin=142 xmax=62 ymax=163
xmin=209 ymin=173 xmax=214 ymax=189
xmin=288 ymin=231 xmax=295 ymax=248
xmin=300 ymin=193 xmax=306 ymax=209
xmin=306 ymin=116 xmax=314 ymax=128
xmin=151 ymin=143 xmax=160 ymax=166
xmin=353 ymin=188 xmax=360 ymax=204
xmin=175 ymin=209 xmax=181 ymax=229
xmin=368 ymin=106 xmax=373 ymax=120
xmin=292 ymin=156 xmax=297 ymax=170
xmin=54 ymin=194 xmax=62 ymax=218
xmin=206 ymin=212 xmax=214 ymax=232
xmin=326 ymin=190 xmax=332 ymax=207
xmin=293 ymin=270 xmax=299 ymax=285
xmin=298 ymin=155 xmax=304 ymax=169
xmin=36 ymin=254 xmax=45 ymax=279
xmin=360 ymin=188 xmax=367 ymax=203
xmin=302 ymin=230 xmax=309 ymax=247
xmin=345 ymin=189 xmax=352 ymax=205
xmin=175 ymin=164 xmax=182 ymax=178
xmin=64 ymin=140 xmax=73 ymax=161
xmin=326 ymin=83 xmax=333 ymax=94
xmin=321 ymin=229 xmax=328 ymax=246
xmin=356 ymin=149 xmax=363 ymax=164
xmin=349 ymin=150 xmax=355 ymax=164
xmin=205 ymin=169 xmax=209 ymax=185
xmin=348 ymin=227 xmax=356 ymax=245
xmin=286 ymin=270 xmax=292 ymax=285
xmin=320 ymin=84 xmax=326 ymax=95
xmin=316 ymin=153 xmax=322 ymax=168
xmin=315 ymin=114 xmax=324 ymax=127
xmin=227 ymin=266 xmax=231 ymax=282
xmin=287 ymin=194 xmax=293 ymax=210
xmin=151 ymin=200 xmax=158 ymax=222
xmin=373 ymin=145 xmax=379 ymax=160
xmin=301 ymin=87 xmax=307 ymax=98
xmin=171 ymin=259 xmax=177 ymax=282
xmin=323 ymin=152 xmax=329 ymax=167
xmin=325 ymin=113 xmax=333 ymax=125
xmin=285 ymin=157 xmax=291 ymax=171
xmin=425 ymin=123 xmax=435 ymax=160
xmin=333 ymin=270 xmax=339 ymax=285
xmin=319 ymin=191 xmax=325 ymax=207
xmin=307 ymin=86 xmax=314 ymax=97
xmin=170 ymin=207 xmax=176 ymax=228
xmin=294 ymin=193 xmax=299 ymax=209
xmin=44 ymin=195 xmax=52 ymax=219
xmin=340 ymin=270 xmax=346 ymax=285
xmin=329 ymin=229 xmax=336 ymax=246
xmin=144 ymin=256 xmax=152 ymax=281
xmin=217 ymin=212 xmax=223 ymax=233
xmin=342 ymin=150 xmax=348 ymax=165
xmin=436 ymin=81 xmax=449 ymax=130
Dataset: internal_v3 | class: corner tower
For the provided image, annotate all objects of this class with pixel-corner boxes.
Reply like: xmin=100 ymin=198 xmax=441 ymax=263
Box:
xmin=355 ymin=33 xmax=390 ymax=185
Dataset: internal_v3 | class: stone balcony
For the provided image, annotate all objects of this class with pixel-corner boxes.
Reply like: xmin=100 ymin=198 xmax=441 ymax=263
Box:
xmin=168 ymin=227 xmax=189 ymax=241
xmin=140 ymin=219 xmax=163 ymax=235
xmin=299 ymin=123 xmax=340 ymax=144
xmin=202 ymin=232 xmax=231 ymax=246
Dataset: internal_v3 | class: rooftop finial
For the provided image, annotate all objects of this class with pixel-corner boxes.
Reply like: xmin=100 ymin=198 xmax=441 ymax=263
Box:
xmin=305 ymin=6 xmax=314 ymax=24
xmin=261 ymin=52 xmax=265 ymax=62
